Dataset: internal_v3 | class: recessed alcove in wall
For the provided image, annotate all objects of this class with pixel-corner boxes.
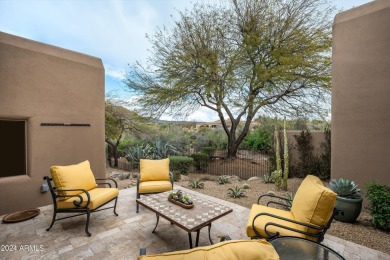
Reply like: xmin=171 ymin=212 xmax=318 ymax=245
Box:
xmin=0 ymin=119 xmax=27 ymax=178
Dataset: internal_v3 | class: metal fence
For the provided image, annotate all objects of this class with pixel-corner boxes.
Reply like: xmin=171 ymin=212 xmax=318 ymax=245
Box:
xmin=111 ymin=149 xmax=271 ymax=180
xmin=197 ymin=149 xmax=271 ymax=180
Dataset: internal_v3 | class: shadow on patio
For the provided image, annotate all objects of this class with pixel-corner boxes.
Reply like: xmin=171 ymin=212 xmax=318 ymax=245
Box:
xmin=1 ymin=186 xmax=388 ymax=260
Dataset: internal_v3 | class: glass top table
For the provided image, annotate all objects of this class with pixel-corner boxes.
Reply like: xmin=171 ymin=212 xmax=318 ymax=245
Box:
xmin=270 ymin=236 xmax=345 ymax=260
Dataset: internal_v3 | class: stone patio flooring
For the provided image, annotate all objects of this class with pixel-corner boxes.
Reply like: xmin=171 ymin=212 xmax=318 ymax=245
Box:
xmin=1 ymin=186 xmax=389 ymax=260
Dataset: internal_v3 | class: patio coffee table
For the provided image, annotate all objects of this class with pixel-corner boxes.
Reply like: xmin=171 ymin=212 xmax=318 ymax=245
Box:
xmin=136 ymin=190 xmax=233 ymax=248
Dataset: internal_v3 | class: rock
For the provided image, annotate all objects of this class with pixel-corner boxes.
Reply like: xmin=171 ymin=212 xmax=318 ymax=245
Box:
xmin=180 ymin=175 xmax=189 ymax=181
xmin=227 ymin=175 xmax=240 ymax=182
xmin=247 ymin=176 xmax=261 ymax=182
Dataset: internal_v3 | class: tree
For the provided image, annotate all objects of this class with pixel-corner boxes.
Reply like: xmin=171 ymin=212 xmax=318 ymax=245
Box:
xmin=105 ymin=101 xmax=144 ymax=167
xmin=124 ymin=0 xmax=334 ymax=158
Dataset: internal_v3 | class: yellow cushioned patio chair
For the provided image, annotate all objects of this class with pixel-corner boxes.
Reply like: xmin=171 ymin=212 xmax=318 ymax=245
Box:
xmin=136 ymin=158 xmax=174 ymax=213
xmin=246 ymin=175 xmax=338 ymax=243
xmin=138 ymin=237 xmax=279 ymax=260
xmin=44 ymin=160 xmax=119 ymax=236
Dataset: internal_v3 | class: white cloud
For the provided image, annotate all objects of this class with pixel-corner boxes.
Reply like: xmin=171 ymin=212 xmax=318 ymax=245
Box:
xmin=104 ymin=64 xmax=126 ymax=81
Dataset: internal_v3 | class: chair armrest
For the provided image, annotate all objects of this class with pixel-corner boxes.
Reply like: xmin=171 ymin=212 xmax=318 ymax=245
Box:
xmin=140 ymin=248 xmax=146 ymax=256
xmin=257 ymin=194 xmax=292 ymax=204
xmin=257 ymin=194 xmax=292 ymax=210
xmin=252 ymin=212 xmax=329 ymax=241
xmin=96 ymin=178 xmax=118 ymax=188
xmin=56 ymin=189 xmax=91 ymax=208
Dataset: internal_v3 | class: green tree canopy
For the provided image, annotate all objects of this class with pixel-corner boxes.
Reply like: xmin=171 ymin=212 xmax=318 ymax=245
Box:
xmin=124 ymin=0 xmax=335 ymax=157
xmin=105 ymin=100 xmax=145 ymax=166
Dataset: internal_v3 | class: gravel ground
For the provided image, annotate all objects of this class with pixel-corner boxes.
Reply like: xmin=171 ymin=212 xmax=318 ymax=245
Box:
xmin=106 ymin=167 xmax=390 ymax=254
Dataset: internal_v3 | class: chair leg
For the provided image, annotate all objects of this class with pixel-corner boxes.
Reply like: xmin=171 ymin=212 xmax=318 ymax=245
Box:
xmin=46 ymin=210 xmax=57 ymax=231
xmin=113 ymin=197 xmax=119 ymax=216
xmin=136 ymin=193 xmax=140 ymax=213
xmin=85 ymin=209 xmax=91 ymax=237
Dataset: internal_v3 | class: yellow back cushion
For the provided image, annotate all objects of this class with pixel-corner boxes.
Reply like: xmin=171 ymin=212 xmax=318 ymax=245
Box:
xmin=140 ymin=158 xmax=170 ymax=182
xmin=50 ymin=160 xmax=97 ymax=200
xmin=137 ymin=240 xmax=279 ymax=260
xmin=291 ymin=175 xmax=336 ymax=235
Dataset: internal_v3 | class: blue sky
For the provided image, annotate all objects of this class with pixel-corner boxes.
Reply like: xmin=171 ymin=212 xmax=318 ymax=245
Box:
xmin=0 ymin=0 xmax=373 ymax=121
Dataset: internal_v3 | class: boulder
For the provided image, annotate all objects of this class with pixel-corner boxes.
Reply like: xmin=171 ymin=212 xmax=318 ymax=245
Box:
xmin=227 ymin=175 xmax=240 ymax=182
xmin=180 ymin=175 xmax=190 ymax=181
xmin=247 ymin=176 xmax=261 ymax=182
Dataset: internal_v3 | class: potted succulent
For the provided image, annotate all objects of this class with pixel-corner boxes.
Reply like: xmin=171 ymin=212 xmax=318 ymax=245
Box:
xmin=168 ymin=190 xmax=194 ymax=209
xmin=327 ymin=178 xmax=363 ymax=223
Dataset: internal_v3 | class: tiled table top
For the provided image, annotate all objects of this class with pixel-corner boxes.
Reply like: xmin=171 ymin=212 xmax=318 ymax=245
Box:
xmin=137 ymin=190 xmax=232 ymax=232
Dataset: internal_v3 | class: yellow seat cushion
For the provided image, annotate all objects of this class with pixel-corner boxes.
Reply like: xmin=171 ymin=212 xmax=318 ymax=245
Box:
xmin=140 ymin=159 xmax=170 ymax=182
xmin=291 ymin=175 xmax=336 ymax=237
xmin=137 ymin=239 xmax=279 ymax=260
xmin=246 ymin=204 xmax=306 ymax=239
xmin=57 ymin=188 xmax=118 ymax=210
xmin=50 ymin=160 xmax=97 ymax=200
xmin=138 ymin=181 xmax=172 ymax=194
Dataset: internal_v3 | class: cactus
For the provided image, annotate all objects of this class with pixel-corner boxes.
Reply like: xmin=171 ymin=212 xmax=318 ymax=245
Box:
xmin=274 ymin=118 xmax=289 ymax=191
xmin=243 ymin=183 xmax=250 ymax=189
xmin=282 ymin=118 xmax=289 ymax=190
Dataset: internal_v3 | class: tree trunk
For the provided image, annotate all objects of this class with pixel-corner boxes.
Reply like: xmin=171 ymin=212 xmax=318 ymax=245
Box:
xmin=105 ymin=140 xmax=119 ymax=167
xmin=227 ymin=144 xmax=238 ymax=158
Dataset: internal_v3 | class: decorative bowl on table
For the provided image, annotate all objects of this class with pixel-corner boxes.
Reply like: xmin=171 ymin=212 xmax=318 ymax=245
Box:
xmin=168 ymin=190 xmax=194 ymax=209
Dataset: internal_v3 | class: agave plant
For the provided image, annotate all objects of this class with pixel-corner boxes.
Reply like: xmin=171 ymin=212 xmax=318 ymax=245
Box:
xmin=125 ymin=144 xmax=154 ymax=167
xmin=227 ymin=186 xmax=246 ymax=198
xmin=188 ymin=179 xmax=204 ymax=189
xmin=262 ymin=173 xmax=275 ymax=183
xmin=154 ymin=140 xmax=180 ymax=159
xmin=327 ymin=178 xmax=362 ymax=199
xmin=217 ymin=175 xmax=230 ymax=185
xmin=281 ymin=192 xmax=294 ymax=210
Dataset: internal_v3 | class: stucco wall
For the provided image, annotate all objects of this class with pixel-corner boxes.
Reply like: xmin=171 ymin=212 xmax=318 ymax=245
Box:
xmin=0 ymin=32 xmax=105 ymax=215
xmin=332 ymin=0 xmax=390 ymax=198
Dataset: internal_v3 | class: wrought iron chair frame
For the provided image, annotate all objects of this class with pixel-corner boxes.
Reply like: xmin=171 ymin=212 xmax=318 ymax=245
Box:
xmin=251 ymin=194 xmax=339 ymax=243
xmin=136 ymin=172 xmax=174 ymax=213
xmin=43 ymin=176 xmax=119 ymax=236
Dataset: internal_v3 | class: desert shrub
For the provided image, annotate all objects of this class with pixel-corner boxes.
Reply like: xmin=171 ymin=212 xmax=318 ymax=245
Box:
xmin=318 ymin=125 xmax=331 ymax=180
xmin=191 ymin=152 xmax=209 ymax=171
xmin=201 ymin=146 xmax=216 ymax=158
xmin=242 ymin=128 xmax=273 ymax=152
xmin=293 ymin=130 xmax=320 ymax=178
xmin=188 ymin=179 xmax=204 ymax=189
xmin=366 ymin=183 xmax=390 ymax=231
xmin=227 ymin=186 xmax=246 ymax=198
xmin=217 ymin=175 xmax=230 ymax=185
xmin=243 ymin=183 xmax=250 ymax=189
xmin=169 ymin=156 xmax=194 ymax=181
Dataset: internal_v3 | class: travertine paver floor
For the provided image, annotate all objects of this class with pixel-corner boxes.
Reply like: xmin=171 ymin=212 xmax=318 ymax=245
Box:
xmin=0 ymin=186 xmax=389 ymax=259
